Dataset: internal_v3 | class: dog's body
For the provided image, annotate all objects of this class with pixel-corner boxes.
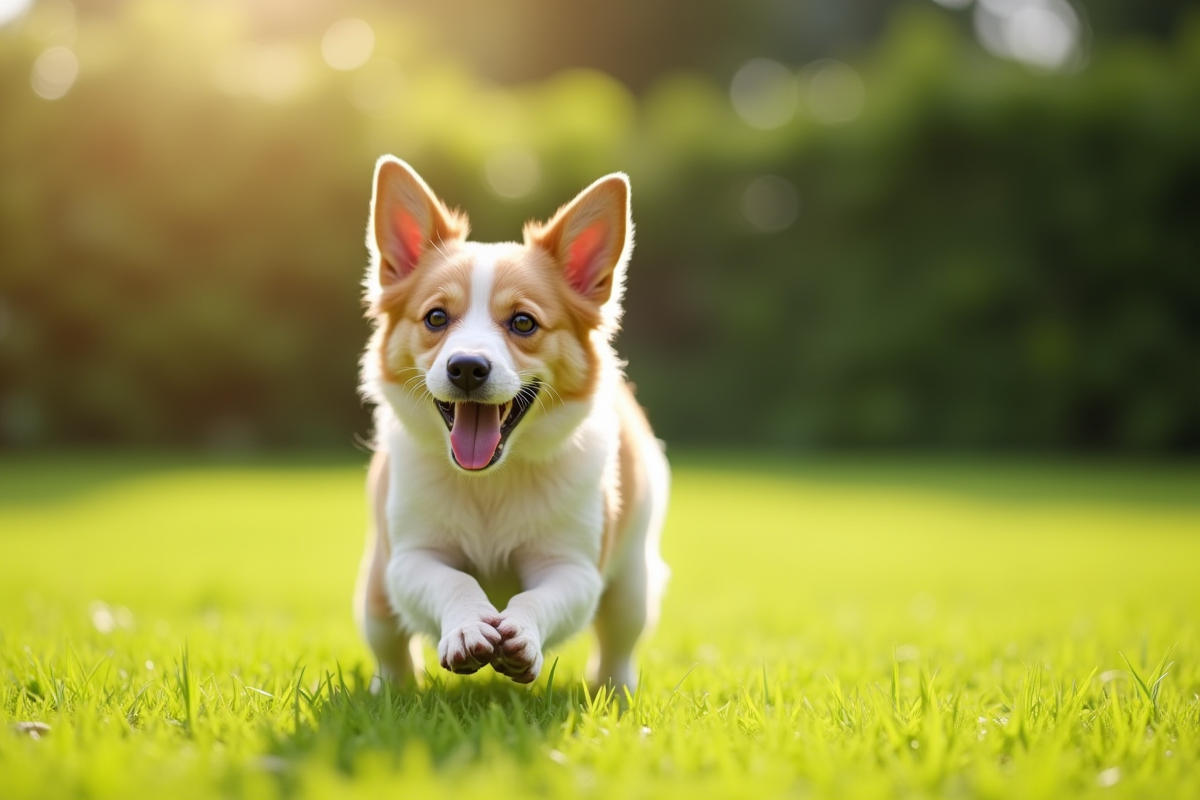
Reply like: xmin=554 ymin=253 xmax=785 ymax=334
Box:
xmin=356 ymin=158 xmax=669 ymax=690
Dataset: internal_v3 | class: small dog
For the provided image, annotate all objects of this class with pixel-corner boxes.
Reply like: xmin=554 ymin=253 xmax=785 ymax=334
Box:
xmin=356 ymin=157 xmax=669 ymax=690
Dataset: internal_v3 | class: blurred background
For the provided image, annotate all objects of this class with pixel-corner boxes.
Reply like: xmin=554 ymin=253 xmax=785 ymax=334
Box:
xmin=1 ymin=0 xmax=1197 ymax=454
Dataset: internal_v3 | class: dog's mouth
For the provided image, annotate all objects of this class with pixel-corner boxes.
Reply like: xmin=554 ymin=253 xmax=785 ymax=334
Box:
xmin=435 ymin=383 xmax=540 ymax=471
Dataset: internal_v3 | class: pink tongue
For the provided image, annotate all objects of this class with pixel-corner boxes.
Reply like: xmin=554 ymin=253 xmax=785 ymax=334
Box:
xmin=450 ymin=402 xmax=502 ymax=470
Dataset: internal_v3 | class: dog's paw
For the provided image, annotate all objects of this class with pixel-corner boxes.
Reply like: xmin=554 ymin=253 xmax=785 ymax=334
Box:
xmin=438 ymin=612 xmax=502 ymax=675
xmin=492 ymin=613 xmax=544 ymax=684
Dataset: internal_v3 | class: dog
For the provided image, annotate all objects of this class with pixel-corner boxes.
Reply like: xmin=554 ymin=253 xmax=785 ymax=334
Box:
xmin=355 ymin=157 xmax=670 ymax=691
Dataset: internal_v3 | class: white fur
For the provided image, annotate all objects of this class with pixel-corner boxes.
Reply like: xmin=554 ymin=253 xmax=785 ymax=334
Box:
xmin=374 ymin=330 xmax=615 ymax=681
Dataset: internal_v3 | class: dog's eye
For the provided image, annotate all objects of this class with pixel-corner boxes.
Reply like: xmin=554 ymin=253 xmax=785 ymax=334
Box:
xmin=510 ymin=313 xmax=537 ymax=335
xmin=425 ymin=309 xmax=448 ymax=329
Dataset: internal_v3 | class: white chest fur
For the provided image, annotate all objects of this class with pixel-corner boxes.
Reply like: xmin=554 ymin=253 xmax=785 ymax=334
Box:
xmin=381 ymin=403 xmax=616 ymax=578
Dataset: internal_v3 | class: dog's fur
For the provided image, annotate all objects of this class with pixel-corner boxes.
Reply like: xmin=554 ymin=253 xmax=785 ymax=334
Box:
xmin=355 ymin=157 xmax=669 ymax=690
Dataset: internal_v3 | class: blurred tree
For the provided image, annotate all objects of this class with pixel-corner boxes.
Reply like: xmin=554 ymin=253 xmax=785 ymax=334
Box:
xmin=1 ymin=0 xmax=1197 ymax=451
xmin=371 ymin=0 xmax=1198 ymax=89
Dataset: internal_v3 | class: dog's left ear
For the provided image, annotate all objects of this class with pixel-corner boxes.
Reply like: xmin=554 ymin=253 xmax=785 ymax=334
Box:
xmin=526 ymin=174 xmax=631 ymax=305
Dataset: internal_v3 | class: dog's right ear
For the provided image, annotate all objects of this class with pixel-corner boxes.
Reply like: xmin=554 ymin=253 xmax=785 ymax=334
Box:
xmin=369 ymin=156 xmax=468 ymax=286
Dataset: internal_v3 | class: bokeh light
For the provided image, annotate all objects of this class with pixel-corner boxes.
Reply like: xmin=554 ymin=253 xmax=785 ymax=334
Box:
xmin=803 ymin=60 xmax=865 ymax=125
xmin=974 ymin=0 xmax=1084 ymax=71
xmin=730 ymin=58 xmax=797 ymax=130
xmin=0 ymin=0 xmax=1192 ymax=453
xmin=252 ymin=45 xmax=309 ymax=103
xmin=741 ymin=175 xmax=799 ymax=233
xmin=30 ymin=45 xmax=77 ymax=100
xmin=321 ymin=18 xmax=375 ymax=72
xmin=485 ymin=149 xmax=541 ymax=199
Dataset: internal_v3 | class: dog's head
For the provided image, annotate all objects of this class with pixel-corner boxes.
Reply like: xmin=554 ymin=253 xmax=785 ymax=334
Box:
xmin=362 ymin=156 xmax=632 ymax=472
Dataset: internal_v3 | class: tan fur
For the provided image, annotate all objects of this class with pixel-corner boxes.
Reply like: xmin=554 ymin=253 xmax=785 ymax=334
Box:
xmin=372 ymin=250 xmax=475 ymax=385
xmin=600 ymin=382 xmax=652 ymax=570
xmin=489 ymin=251 xmax=603 ymax=402
xmin=362 ymin=449 xmax=392 ymax=619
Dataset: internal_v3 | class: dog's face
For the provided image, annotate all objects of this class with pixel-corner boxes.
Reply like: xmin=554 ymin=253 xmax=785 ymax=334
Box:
xmin=365 ymin=157 xmax=631 ymax=472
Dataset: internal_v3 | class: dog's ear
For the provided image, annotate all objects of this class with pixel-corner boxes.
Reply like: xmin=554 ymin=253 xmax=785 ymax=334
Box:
xmin=369 ymin=156 xmax=468 ymax=286
xmin=526 ymin=174 xmax=631 ymax=305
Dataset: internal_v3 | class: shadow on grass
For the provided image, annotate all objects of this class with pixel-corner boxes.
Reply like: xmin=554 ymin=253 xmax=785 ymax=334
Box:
xmin=5 ymin=449 xmax=1198 ymax=510
xmin=262 ymin=660 xmax=599 ymax=784
xmin=0 ymin=449 xmax=366 ymax=507
xmin=674 ymin=449 xmax=1200 ymax=509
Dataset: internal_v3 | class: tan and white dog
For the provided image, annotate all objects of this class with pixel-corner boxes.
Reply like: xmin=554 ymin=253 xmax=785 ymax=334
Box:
xmin=356 ymin=157 xmax=669 ymax=691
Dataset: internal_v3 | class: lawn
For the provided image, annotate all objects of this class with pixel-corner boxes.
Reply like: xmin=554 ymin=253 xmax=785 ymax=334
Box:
xmin=1 ymin=453 xmax=1197 ymax=799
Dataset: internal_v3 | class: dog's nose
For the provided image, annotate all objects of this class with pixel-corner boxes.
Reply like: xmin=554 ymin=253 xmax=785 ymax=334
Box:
xmin=446 ymin=354 xmax=491 ymax=393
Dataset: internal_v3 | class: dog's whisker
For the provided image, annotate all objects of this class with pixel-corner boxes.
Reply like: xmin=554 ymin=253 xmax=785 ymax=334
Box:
xmin=512 ymin=373 xmax=557 ymax=416
xmin=536 ymin=380 xmax=565 ymax=409
xmin=395 ymin=373 xmax=428 ymax=396
xmin=401 ymin=374 xmax=431 ymax=403
xmin=390 ymin=367 xmax=426 ymax=382
xmin=529 ymin=385 xmax=554 ymax=415
xmin=528 ymin=387 xmax=552 ymax=415
xmin=514 ymin=371 xmax=559 ymax=403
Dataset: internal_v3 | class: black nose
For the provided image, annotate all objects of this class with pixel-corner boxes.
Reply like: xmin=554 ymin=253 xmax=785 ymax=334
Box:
xmin=446 ymin=354 xmax=491 ymax=393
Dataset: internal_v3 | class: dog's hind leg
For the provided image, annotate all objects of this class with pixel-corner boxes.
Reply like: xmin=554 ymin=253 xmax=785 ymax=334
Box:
xmin=356 ymin=450 xmax=421 ymax=687
xmin=591 ymin=438 xmax=670 ymax=694
xmin=362 ymin=607 xmax=417 ymax=686
xmin=592 ymin=559 xmax=648 ymax=693
xmin=360 ymin=564 xmax=419 ymax=686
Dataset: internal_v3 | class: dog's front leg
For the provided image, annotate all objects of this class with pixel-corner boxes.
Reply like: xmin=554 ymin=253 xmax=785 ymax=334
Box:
xmin=492 ymin=552 xmax=603 ymax=684
xmin=386 ymin=547 xmax=503 ymax=675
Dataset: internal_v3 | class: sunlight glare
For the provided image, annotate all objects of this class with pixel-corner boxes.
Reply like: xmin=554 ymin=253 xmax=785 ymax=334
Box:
xmin=21 ymin=0 xmax=72 ymax=44
xmin=0 ymin=0 xmax=33 ymax=27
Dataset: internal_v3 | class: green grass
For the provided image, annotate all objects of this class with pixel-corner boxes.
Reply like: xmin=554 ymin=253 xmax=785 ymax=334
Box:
xmin=1 ymin=452 xmax=1198 ymax=799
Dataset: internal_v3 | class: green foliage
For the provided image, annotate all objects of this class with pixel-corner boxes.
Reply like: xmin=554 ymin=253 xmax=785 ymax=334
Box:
xmin=1 ymin=3 xmax=1197 ymax=450
xmin=1 ymin=454 xmax=1199 ymax=797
